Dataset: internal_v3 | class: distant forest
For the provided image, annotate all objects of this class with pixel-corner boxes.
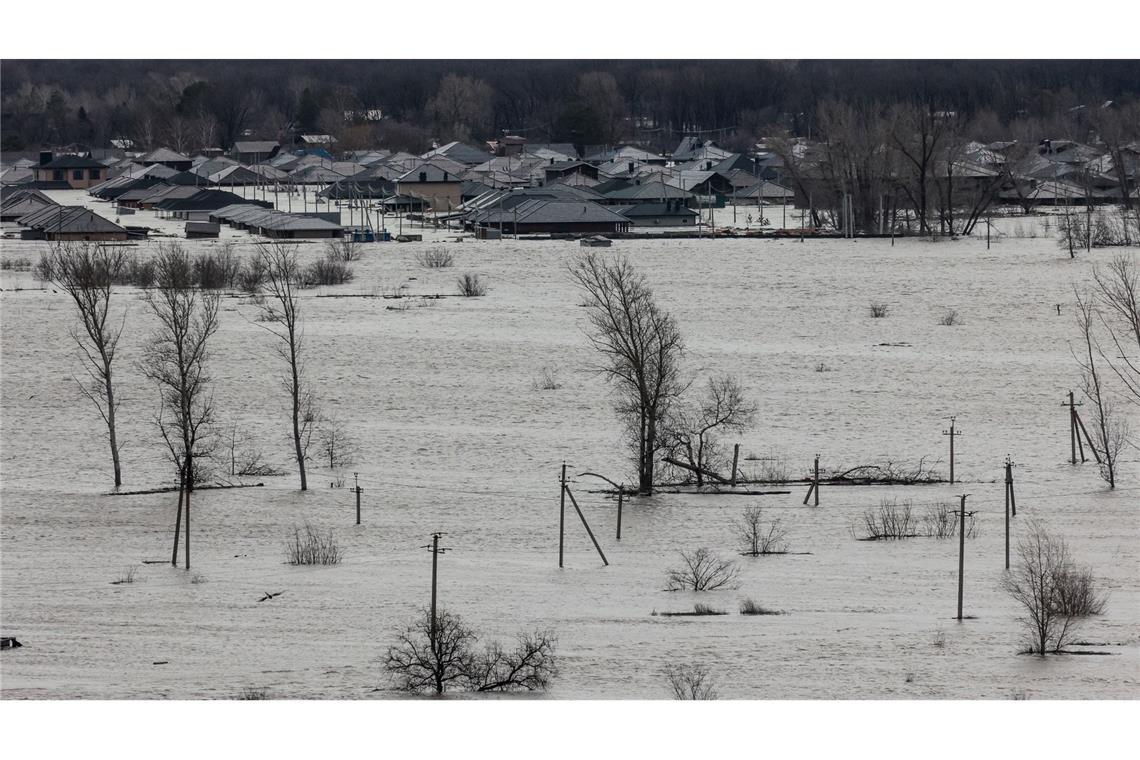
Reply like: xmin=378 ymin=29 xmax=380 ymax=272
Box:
xmin=3 ymin=59 xmax=1139 ymax=153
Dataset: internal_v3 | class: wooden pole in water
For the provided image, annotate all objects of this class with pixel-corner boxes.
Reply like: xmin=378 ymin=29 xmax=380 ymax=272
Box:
xmin=354 ymin=471 xmax=361 ymax=525
xmin=813 ymin=454 xmax=820 ymax=506
xmin=430 ymin=532 xmax=439 ymax=651
xmin=616 ymin=485 xmax=624 ymax=541
xmin=942 ymin=417 xmax=961 ymax=483
xmin=558 ymin=463 xmax=566 ymax=568
xmin=957 ymin=494 xmax=967 ymax=620
xmin=1008 ymin=461 xmax=1016 ymax=517
xmin=564 ymin=485 xmax=609 ymax=566
xmin=731 ymin=443 xmax=740 ymax=488
xmin=1065 ymin=391 xmax=1078 ymax=464
xmin=1004 ymin=460 xmax=1011 ymax=570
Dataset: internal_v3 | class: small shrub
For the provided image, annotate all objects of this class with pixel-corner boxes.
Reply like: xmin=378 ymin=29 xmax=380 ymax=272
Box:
xmin=932 ymin=630 xmax=947 ymax=649
xmin=190 ymin=573 xmax=208 ymax=585
xmin=531 ymin=366 xmax=562 ymax=390
xmin=284 ymin=523 xmax=342 ymax=565
xmin=457 ymin=272 xmax=487 ymax=297
xmin=325 ymin=239 xmax=362 ymax=262
xmin=238 ymin=255 xmax=267 ymax=293
xmin=303 ymin=255 xmax=354 ymax=287
xmin=737 ymin=505 xmax=788 ymax=556
xmin=859 ymin=499 xmax=917 ymax=540
xmin=664 ymin=663 xmax=718 ymax=700
xmin=1054 ymin=565 xmax=1107 ymax=617
xmin=814 ymin=361 xmax=831 ymax=372
xmin=869 ymin=302 xmax=890 ymax=318
xmin=111 ymin=565 xmax=139 ymax=585
xmin=739 ymin=598 xmax=783 ymax=615
xmin=665 ymin=548 xmax=740 ymax=591
xmin=0 ymin=256 xmax=32 ymax=271
xmin=418 ymin=247 xmax=454 ymax=268
xmin=237 ymin=686 xmax=269 ymax=700
xmin=194 ymin=246 xmax=242 ymax=289
xmin=939 ymin=309 xmax=960 ymax=326
xmin=691 ymin=602 xmax=726 ymax=616
xmin=922 ymin=501 xmax=977 ymax=539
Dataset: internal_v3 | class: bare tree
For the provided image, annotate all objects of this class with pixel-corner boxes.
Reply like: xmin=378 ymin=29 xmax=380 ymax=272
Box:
xmin=255 ymin=242 xmax=312 ymax=490
xmin=665 ymin=548 xmax=740 ymax=591
xmin=468 ymin=632 xmax=559 ymax=693
xmin=384 ymin=608 xmax=557 ymax=695
xmin=43 ymin=242 xmax=128 ymax=488
xmin=316 ymin=413 xmax=357 ymax=470
xmin=569 ymin=253 xmax=686 ymax=494
xmin=1091 ymin=257 xmax=1140 ymax=408
xmin=1074 ymin=292 xmax=1131 ymax=487
xmin=664 ymin=663 xmax=718 ymax=700
xmin=141 ymin=243 xmax=220 ymax=569
xmin=386 ymin=607 xmax=476 ymax=695
xmin=1003 ymin=523 xmax=1103 ymax=655
xmin=662 ymin=375 xmax=757 ymax=486
xmin=737 ymin=504 xmax=788 ymax=556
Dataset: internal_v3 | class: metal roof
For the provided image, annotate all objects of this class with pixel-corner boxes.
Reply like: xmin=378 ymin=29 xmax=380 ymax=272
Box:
xmin=141 ymin=148 xmax=192 ymax=164
xmin=17 ymin=205 xmax=127 ymax=234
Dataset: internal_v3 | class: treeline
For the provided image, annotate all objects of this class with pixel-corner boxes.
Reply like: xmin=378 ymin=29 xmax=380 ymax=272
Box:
xmin=3 ymin=59 xmax=1139 ymax=153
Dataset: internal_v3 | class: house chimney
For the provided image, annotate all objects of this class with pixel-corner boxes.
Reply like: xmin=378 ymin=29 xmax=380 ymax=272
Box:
xmin=39 ymin=151 xmax=53 ymax=166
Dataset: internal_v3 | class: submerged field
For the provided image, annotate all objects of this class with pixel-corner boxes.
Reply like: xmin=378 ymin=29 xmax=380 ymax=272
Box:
xmin=1 ymin=195 xmax=1137 ymax=699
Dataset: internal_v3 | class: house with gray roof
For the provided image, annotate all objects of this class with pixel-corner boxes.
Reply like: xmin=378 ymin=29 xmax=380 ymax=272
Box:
xmin=16 ymin=205 xmax=129 ymax=241
xmin=396 ymin=160 xmax=464 ymax=207
xmin=231 ymin=141 xmax=280 ymax=164
xmin=31 ymin=153 xmax=108 ymax=189
xmin=618 ymin=200 xmax=699 ymax=227
xmin=139 ymin=148 xmax=194 ymax=172
xmin=468 ymin=198 xmax=630 ymax=235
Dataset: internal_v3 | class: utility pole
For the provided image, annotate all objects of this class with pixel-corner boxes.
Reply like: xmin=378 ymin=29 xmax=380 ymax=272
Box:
xmin=354 ymin=471 xmax=362 ymax=525
xmin=1003 ymin=457 xmax=1014 ymax=570
xmin=942 ymin=416 xmax=963 ymax=483
xmin=421 ymin=533 xmax=449 ymax=653
xmin=957 ymin=494 xmax=970 ymax=621
xmin=616 ymin=485 xmax=624 ymax=541
xmin=559 ymin=463 xmax=566 ymax=568
xmin=1062 ymin=391 xmax=1083 ymax=464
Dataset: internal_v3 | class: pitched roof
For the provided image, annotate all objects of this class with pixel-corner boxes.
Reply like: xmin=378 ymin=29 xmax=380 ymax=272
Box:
xmin=38 ymin=154 xmax=106 ymax=169
xmin=141 ymin=148 xmax=192 ymax=164
xmin=474 ymin=198 xmax=628 ymax=226
xmin=17 ymin=205 xmax=127 ymax=234
xmin=423 ymin=141 xmax=491 ymax=166
xmin=603 ymin=180 xmax=692 ymax=201
xmin=232 ymin=141 xmax=279 ymax=154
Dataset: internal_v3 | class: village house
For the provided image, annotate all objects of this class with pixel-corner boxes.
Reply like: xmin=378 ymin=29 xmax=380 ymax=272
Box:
xmin=230 ymin=141 xmax=281 ymax=164
xmin=31 ymin=152 xmax=106 ymax=189
xmin=395 ymin=160 xmax=464 ymax=207
xmin=138 ymin=148 xmax=194 ymax=172
xmin=619 ymin=200 xmax=699 ymax=227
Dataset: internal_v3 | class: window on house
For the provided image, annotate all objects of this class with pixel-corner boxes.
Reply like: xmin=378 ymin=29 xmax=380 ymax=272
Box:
xmin=91 ymin=169 xmax=101 ymax=180
xmin=53 ymin=170 xmax=64 ymax=181
xmin=419 ymin=172 xmax=427 ymax=182
xmin=73 ymin=169 xmax=83 ymax=180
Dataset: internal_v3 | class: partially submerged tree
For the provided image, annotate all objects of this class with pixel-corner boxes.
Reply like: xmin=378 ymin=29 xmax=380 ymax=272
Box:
xmin=141 ymin=243 xmax=220 ymax=569
xmin=384 ymin=608 xmax=557 ymax=696
xmin=569 ymin=253 xmax=685 ymax=494
xmin=665 ymin=548 xmax=740 ymax=591
xmin=255 ymin=242 xmax=312 ymax=490
xmin=316 ymin=413 xmax=357 ymax=470
xmin=737 ymin=504 xmax=788 ymax=555
xmin=1074 ymin=291 xmax=1131 ymax=487
xmin=1092 ymin=254 xmax=1140 ymax=405
xmin=43 ymin=242 xmax=128 ymax=487
xmin=661 ymin=375 xmax=757 ymax=486
xmin=664 ymin=663 xmax=718 ymax=700
xmin=1003 ymin=523 xmax=1105 ymax=655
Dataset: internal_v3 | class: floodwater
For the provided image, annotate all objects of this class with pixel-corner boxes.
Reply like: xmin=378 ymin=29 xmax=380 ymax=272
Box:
xmin=1 ymin=192 xmax=1137 ymax=698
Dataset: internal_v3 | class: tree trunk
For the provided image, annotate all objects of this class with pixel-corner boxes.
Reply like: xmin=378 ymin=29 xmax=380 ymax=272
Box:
xmin=292 ymin=361 xmax=307 ymax=491
xmin=171 ymin=468 xmax=183 ymax=566
xmin=104 ymin=365 xmax=121 ymax=488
